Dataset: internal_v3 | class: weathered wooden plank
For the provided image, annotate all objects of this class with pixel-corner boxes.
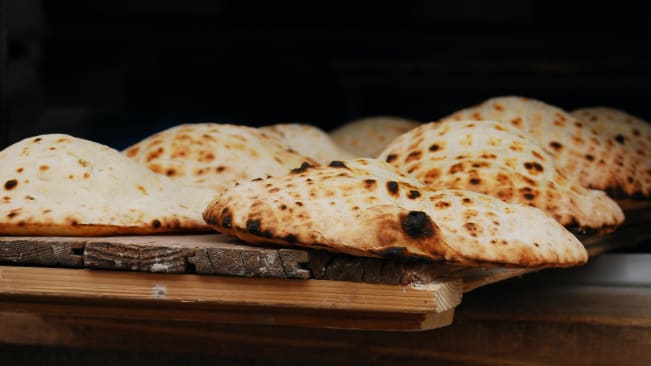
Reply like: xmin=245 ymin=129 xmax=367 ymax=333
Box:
xmin=0 ymin=237 xmax=84 ymax=267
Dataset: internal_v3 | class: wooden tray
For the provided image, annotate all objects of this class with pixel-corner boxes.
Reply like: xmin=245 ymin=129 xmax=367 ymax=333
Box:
xmin=1 ymin=206 xmax=649 ymax=331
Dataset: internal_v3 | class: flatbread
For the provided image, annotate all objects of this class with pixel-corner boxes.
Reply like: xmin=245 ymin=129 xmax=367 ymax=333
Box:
xmin=260 ymin=123 xmax=355 ymax=164
xmin=203 ymin=159 xmax=587 ymax=268
xmin=571 ymin=107 xmax=651 ymax=198
xmin=0 ymin=134 xmax=213 ymax=235
xmin=441 ymin=96 xmax=646 ymax=198
xmin=378 ymin=120 xmax=624 ymax=234
xmin=329 ymin=116 xmax=420 ymax=157
xmin=123 ymin=123 xmax=317 ymax=192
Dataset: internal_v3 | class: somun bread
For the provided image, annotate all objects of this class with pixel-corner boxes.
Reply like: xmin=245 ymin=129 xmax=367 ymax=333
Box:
xmin=124 ymin=123 xmax=317 ymax=192
xmin=442 ymin=96 xmax=648 ymax=198
xmin=260 ymin=123 xmax=354 ymax=164
xmin=329 ymin=116 xmax=420 ymax=158
xmin=0 ymin=134 xmax=212 ymax=235
xmin=378 ymin=120 xmax=624 ymax=234
xmin=204 ymin=159 xmax=588 ymax=268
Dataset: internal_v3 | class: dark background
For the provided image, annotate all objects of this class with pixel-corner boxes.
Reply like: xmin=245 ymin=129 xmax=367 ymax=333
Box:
xmin=3 ymin=0 xmax=651 ymax=150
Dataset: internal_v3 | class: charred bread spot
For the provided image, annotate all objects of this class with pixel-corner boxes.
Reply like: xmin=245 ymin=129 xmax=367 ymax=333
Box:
xmin=4 ymin=179 xmax=18 ymax=190
xmin=284 ymin=234 xmax=297 ymax=243
xmin=279 ymin=204 xmax=287 ymax=210
xmin=221 ymin=215 xmax=232 ymax=228
xmin=34 ymin=137 xmax=42 ymax=142
xmin=295 ymin=201 xmax=303 ymax=206
xmin=469 ymin=178 xmax=481 ymax=185
xmin=401 ymin=211 xmax=435 ymax=239
xmin=632 ymin=129 xmax=641 ymax=137
xmin=291 ymin=162 xmax=313 ymax=173
xmin=216 ymin=166 xmax=226 ymax=173
xmin=615 ymin=134 xmax=626 ymax=145
xmin=24 ymin=195 xmax=35 ymax=200
xmin=462 ymin=197 xmax=473 ymax=205
xmin=524 ymin=162 xmax=544 ymax=174
xmin=408 ymin=190 xmax=421 ymax=199
xmin=387 ymin=181 xmax=399 ymax=195
xmin=166 ymin=168 xmax=176 ymax=177
xmin=385 ymin=154 xmax=398 ymax=163
xmin=16 ymin=168 xmax=24 ymax=173
xmin=151 ymin=219 xmax=162 ymax=228
xmin=429 ymin=144 xmax=440 ymax=152
xmin=519 ymin=187 xmax=537 ymax=200
xmin=378 ymin=247 xmax=408 ymax=259
xmin=39 ymin=165 xmax=49 ymax=171
xmin=7 ymin=210 xmax=19 ymax=219
xmin=405 ymin=151 xmax=422 ymax=162
xmin=511 ymin=117 xmax=522 ymax=126
xmin=549 ymin=141 xmax=563 ymax=150
xmin=328 ymin=161 xmax=348 ymax=168
xmin=251 ymin=177 xmax=263 ymax=182
xmin=364 ymin=179 xmax=377 ymax=189
xmin=481 ymin=153 xmax=497 ymax=159
xmin=246 ymin=219 xmax=262 ymax=235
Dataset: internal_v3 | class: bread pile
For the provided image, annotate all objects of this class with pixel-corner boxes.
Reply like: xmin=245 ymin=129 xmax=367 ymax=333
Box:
xmin=2 ymin=97 xmax=648 ymax=270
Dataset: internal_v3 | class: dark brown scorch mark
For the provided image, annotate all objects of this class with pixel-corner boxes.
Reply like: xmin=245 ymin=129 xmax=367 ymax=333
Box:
xmin=401 ymin=211 xmax=435 ymax=238
xmin=387 ymin=181 xmax=399 ymax=195
xmin=4 ymin=179 xmax=17 ymax=190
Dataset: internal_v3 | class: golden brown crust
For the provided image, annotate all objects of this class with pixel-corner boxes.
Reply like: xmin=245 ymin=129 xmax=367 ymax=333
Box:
xmin=0 ymin=134 xmax=213 ymax=236
xmin=442 ymin=96 xmax=650 ymax=199
xmin=378 ymin=120 xmax=625 ymax=234
xmin=203 ymin=159 xmax=588 ymax=268
xmin=123 ymin=123 xmax=318 ymax=192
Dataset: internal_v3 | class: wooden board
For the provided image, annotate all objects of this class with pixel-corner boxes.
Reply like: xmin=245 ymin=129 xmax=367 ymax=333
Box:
xmin=1 ymin=273 xmax=650 ymax=365
xmin=0 ymin=265 xmax=462 ymax=331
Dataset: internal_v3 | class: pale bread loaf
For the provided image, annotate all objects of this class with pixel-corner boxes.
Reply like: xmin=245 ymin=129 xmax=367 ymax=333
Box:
xmin=571 ymin=107 xmax=651 ymax=198
xmin=329 ymin=116 xmax=420 ymax=157
xmin=260 ymin=123 xmax=354 ymax=164
xmin=378 ymin=120 xmax=624 ymax=234
xmin=203 ymin=159 xmax=587 ymax=268
xmin=442 ymin=96 xmax=646 ymax=198
xmin=123 ymin=123 xmax=317 ymax=192
xmin=0 ymin=134 xmax=213 ymax=235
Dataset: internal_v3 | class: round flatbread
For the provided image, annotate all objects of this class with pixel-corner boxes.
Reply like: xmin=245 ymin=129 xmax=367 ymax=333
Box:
xmin=329 ymin=116 xmax=420 ymax=158
xmin=0 ymin=134 xmax=213 ymax=235
xmin=378 ymin=120 xmax=624 ymax=234
xmin=442 ymin=96 xmax=648 ymax=198
xmin=123 ymin=123 xmax=317 ymax=192
xmin=203 ymin=159 xmax=587 ymax=268
xmin=260 ymin=123 xmax=354 ymax=164
xmin=571 ymin=107 xmax=651 ymax=198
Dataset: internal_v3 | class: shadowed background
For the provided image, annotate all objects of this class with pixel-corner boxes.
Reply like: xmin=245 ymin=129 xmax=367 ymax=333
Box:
xmin=3 ymin=0 xmax=650 ymax=150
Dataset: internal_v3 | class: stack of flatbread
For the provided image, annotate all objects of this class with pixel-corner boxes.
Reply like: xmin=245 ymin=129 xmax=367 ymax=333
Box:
xmin=4 ymin=99 xmax=643 ymax=270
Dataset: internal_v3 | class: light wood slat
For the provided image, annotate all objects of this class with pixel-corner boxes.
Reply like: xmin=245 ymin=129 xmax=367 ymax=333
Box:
xmin=0 ymin=265 xmax=462 ymax=331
